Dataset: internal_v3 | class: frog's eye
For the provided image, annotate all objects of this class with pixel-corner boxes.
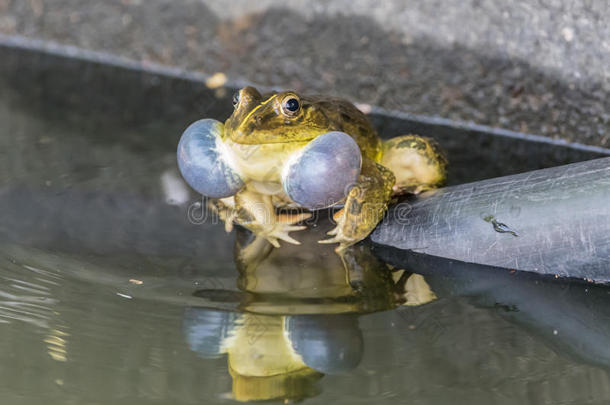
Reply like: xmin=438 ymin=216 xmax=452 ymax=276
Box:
xmin=280 ymin=95 xmax=300 ymax=116
xmin=232 ymin=91 xmax=240 ymax=108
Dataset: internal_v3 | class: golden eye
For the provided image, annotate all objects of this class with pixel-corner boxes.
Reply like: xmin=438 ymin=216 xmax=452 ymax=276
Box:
xmin=280 ymin=95 xmax=300 ymax=116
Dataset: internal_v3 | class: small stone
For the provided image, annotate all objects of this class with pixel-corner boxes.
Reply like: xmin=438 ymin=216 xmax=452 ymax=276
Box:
xmin=561 ymin=27 xmax=574 ymax=42
xmin=205 ymin=72 xmax=227 ymax=89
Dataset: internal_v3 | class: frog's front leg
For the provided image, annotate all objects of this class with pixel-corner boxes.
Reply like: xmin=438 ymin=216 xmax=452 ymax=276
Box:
xmin=209 ymin=190 xmax=311 ymax=248
xmin=320 ymin=159 xmax=395 ymax=252
xmin=207 ymin=197 xmax=238 ymax=233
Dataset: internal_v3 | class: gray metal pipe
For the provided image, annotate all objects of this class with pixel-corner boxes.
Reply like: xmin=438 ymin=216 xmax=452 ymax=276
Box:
xmin=371 ymin=157 xmax=610 ymax=282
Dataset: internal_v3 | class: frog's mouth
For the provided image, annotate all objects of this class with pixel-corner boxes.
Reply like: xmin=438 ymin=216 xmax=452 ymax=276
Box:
xmin=226 ymin=126 xmax=317 ymax=145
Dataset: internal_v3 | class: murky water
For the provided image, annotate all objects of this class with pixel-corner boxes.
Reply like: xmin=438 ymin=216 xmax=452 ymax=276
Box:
xmin=1 ymin=50 xmax=610 ymax=405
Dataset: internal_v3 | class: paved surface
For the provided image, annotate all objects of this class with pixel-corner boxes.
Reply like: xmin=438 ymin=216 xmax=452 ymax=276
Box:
xmin=1 ymin=0 xmax=608 ymax=146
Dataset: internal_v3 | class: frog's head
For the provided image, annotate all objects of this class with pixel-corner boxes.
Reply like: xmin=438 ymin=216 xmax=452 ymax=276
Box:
xmin=225 ymin=87 xmax=331 ymax=144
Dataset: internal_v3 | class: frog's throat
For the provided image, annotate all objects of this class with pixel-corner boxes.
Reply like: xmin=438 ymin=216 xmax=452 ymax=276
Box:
xmin=215 ymin=131 xmax=246 ymax=180
xmin=280 ymin=147 xmax=304 ymax=190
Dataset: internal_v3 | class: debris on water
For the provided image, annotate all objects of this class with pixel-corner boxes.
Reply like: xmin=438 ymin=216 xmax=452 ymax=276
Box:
xmin=483 ymin=215 xmax=519 ymax=237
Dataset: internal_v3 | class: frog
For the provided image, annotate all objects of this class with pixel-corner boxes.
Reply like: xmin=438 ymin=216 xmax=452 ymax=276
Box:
xmin=179 ymin=86 xmax=447 ymax=252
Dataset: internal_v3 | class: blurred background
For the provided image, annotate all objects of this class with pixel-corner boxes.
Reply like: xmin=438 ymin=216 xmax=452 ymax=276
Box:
xmin=2 ymin=0 xmax=608 ymax=146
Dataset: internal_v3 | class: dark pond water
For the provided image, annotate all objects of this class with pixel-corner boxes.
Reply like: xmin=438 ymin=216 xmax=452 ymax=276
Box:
xmin=0 ymin=45 xmax=609 ymax=404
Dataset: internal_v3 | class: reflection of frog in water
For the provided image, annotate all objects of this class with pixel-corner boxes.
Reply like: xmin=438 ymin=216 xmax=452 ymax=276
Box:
xmin=177 ymin=87 xmax=447 ymax=251
xmin=184 ymin=224 xmax=436 ymax=402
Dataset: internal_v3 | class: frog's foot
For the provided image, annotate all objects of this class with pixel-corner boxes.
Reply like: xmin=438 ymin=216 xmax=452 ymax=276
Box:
xmin=319 ymin=209 xmax=358 ymax=251
xmin=225 ymin=190 xmax=312 ymax=248
xmin=260 ymin=223 xmax=306 ymax=248
xmin=381 ymin=135 xmax=447 ymax=194
xmin=319 ymin=160 xmax=395 ymax=252
xmin=260 ymin=212 xmax=312 ymax=248
xmin=278 ymin=212 xmax=313 ymax=225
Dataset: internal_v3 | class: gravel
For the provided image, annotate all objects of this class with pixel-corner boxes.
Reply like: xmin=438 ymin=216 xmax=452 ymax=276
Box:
xmin=1 ymin=0 xmax=608 ymax=146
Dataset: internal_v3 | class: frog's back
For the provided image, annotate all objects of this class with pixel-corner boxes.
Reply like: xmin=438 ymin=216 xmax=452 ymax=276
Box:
xmin=306 ymin=96 xmax=382 ymax=161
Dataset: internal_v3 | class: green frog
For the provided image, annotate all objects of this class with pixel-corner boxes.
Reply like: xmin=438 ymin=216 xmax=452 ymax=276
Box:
xmin=178 ymin=86 xmax=447 ymax=251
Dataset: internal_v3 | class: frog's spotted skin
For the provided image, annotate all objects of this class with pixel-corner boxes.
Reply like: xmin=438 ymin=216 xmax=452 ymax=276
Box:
xmin=204 ymin=86 xmax=447 ymax=252
xmin=381 ymin=135 xmax=448 ymax=194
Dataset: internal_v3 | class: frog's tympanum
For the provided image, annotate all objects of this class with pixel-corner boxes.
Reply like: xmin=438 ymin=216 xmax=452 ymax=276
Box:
xmin=178 ymin=87 xmax=447 ymax=251
xmin=184 ymin=224 xmax=436 ymax=402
